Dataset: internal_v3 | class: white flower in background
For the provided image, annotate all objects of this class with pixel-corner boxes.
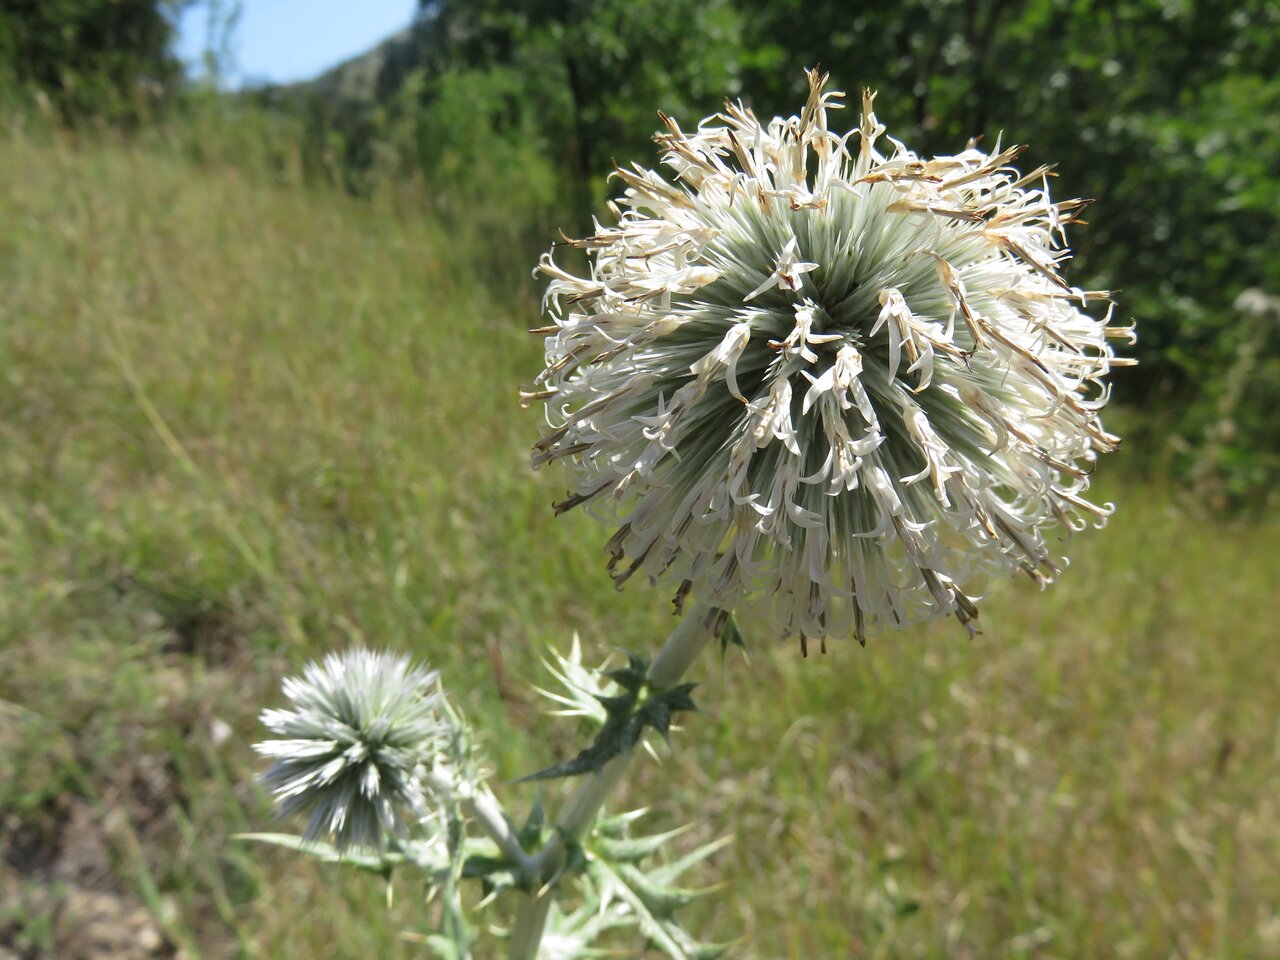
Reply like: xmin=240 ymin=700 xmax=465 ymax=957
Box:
xmin=256 ymin=649 xmax=449 ymax=850
xmin=530 ymin=70 xmax=1133 ymax=645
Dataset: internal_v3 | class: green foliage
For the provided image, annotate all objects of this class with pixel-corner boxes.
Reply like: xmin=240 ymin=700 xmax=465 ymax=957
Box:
xmin=416 ymin=63 xmax=562 ymax=247
xmin=0 ymin=0 xmax=184 ymax=122
xmin=414 ymin=0 xmax=742 ymax=182
xmin=1171 ymin=289 xmax=1280 ymax=513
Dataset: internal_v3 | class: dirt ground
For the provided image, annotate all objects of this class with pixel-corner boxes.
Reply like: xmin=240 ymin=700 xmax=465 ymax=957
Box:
xmin=2 ymin=796 xmax=174 ymax=959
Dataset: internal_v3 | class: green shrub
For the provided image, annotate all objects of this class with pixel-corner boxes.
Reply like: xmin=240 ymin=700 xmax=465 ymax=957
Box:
xmin=0 ymin=0 xmax=182 ymax=123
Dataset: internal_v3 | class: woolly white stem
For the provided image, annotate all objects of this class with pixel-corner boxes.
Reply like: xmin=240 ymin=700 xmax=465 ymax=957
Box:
xmin=469 ymin=787 xmax=535 ymax=873
xmin=422 ymin=769 xmax=535 ymax=873
xmin=506 ymin=605 xmax=718 ymax=960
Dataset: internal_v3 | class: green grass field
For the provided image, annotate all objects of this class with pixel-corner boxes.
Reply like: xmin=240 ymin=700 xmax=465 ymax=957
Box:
xmin=2 ymin=127 xmax=1278 ymax=959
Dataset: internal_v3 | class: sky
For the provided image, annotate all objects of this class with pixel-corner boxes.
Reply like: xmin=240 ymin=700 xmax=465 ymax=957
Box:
xmin=176 ymin=0 xmax=418 ymax=88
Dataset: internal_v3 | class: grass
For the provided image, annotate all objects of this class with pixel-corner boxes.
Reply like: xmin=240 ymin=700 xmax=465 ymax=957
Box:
xmin=1 ymin=123 xmax=1277 ymax=959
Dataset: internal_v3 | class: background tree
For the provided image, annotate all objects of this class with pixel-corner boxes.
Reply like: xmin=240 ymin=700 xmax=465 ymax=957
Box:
xmin=403 ymin=0 xmax=1280 ymax=503
xmin=0 ymin=0 xmax=187 ymax=121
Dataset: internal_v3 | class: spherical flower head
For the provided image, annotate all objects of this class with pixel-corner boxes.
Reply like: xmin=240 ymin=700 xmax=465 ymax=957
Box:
xmin=530 ymin=71 xmax=1133 ymax=645
xmin=255 ymin=649 xmax=449 ymax=850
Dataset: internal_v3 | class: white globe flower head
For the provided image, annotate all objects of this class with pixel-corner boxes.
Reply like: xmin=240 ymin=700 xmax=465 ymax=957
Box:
xmin=255 ymin=649 xmax=450 ymax=850
xmin=530 ymin=70 xmax=1134 ymax=646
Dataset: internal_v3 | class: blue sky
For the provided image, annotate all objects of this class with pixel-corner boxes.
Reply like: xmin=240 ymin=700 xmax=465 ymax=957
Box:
xmin=176 ymin=1 xmax=418 ymax=87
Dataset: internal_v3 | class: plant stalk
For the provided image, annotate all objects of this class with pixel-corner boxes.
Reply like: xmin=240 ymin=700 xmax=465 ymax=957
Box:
xmin=505 ymin=604 xmax=719 ymax=960
xmin=422 ymin=770 xmax=535 ymax=873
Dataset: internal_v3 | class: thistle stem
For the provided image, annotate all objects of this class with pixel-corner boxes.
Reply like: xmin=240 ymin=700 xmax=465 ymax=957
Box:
xmin=469 ymin=787 xmax=536 ymax=873
xmin=421 ymin=769 xmax=535 ymax=873
xmin=506 ymin=604 xmax=718 ymax=960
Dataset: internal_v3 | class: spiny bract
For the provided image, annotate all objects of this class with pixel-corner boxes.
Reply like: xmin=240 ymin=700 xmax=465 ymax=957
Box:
xmin=530 ymin=70 xmax=1133 ymax=645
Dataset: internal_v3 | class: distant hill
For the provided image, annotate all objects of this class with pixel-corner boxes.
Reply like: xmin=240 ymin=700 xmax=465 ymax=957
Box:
xmin=236 ymin=21 xmax=437 ymax=198
xmin=286 ymin=27 xmax=415 ymax=103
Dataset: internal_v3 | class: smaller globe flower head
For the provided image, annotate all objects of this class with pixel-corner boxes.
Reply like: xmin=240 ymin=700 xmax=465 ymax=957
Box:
xmin=255 ymin=649 xmax=449 ymax=850
xmin=529 ymin=70 xmax=1134 ymax=645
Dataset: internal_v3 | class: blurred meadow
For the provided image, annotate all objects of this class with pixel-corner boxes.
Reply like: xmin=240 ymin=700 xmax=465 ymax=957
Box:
xmin=2 ymin=2 xmax=1279 ymax=958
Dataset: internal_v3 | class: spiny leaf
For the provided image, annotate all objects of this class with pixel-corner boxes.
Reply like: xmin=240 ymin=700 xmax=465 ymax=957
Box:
xmin=592 ymin=858 xmax=689 ymax=958
xmin=639 ymin=701 xmax=674 ymax=743
xmin=538 ymin=877 xmax=637 ymax=958
xmin=425 ymin=930 xmax=474 ymax=960
xmin=649 ymin=834 xmax=736 ymax=887
xmin=719 ymin=612 xmax=748 ymax=656
xmin=636 ymin=684 xmax=700 ymax=745
xmin=685 ymin=943 xmax=732 ymax=960
xmin=516 ymin=720 xmax=642 ymax=781
xmin=461 ymin=854 xmax=516 ymax=881
xmin=234 ymin=832 xmax=398 ymax=875
xmin=656 ymin=683 xmax=700 ymax=714
xmin=594 ymin=807 xmax=651 ymax=837
xmin=561 ymin=835 xmax=589 ymax=880
xmin=534 ymin=635 xmax=612 ymax=724
xmin=591 ymin=857 xmax=730 ymax=960
xmin=519 ymin=681 xmax=696 ymax=782
xmin=518 ymin=793 xmax=546 ymax=849
xmin=592 ymin=823 xmax=692 ymax=864
xmin=594 ymin=691 xmax=638 ymax=715
xmin=604 ymin=650 xmax=650 ymax=691
xmin=614 ymin=861 xmax=696 ymax=915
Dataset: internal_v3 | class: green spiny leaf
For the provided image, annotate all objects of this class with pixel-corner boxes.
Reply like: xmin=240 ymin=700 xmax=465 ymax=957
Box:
xmin=719 ymin=612 xmax=747 ymax=656
xmin=614 ymin=861 xmax=695 ymax=915
xmin=515 ymin=719 xmax=641 ymax=781
xmin=561 ymin=834 xmax=589 ymax=879
xmin=520 ymin=677 xmax=697 ymax=781
xmin=592 ymin=823 xmax=691 ymax=864
xmin=461 ymin=854 xmax=515 ymax=880
xmin=592 ymin=857 xmax=711 ymax=960
xmin=685 ymin=942 xmax=733 ymax=960
xmin=604 ymin=650 xmax=650 ymax=691
xmin=234 ymin=833 xmax=397 ymax=876
xmin=594 ymin=691 xmax=639 ymax=715
xmin=518 ymin=793 xmax=546 ymax=849
xmin=649 ymin=834 xmax=735 ymax=887
xmin=593 ymin=807 xmax=650 ymax=837
xmin=657 ymin=683 xmax=700 ymax=714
